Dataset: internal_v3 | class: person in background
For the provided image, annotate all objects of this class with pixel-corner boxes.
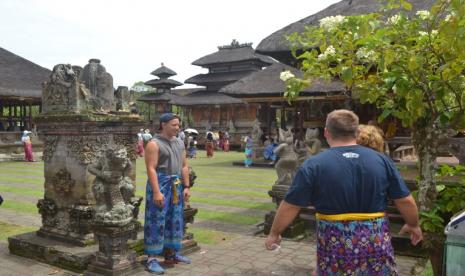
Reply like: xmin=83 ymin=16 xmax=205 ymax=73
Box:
xmin=21 ymin=130 xmax=34 ymax=162
xmin=144 ymin=113 xmax=191 ymax=274
xmin=356 ymin=124 xmax=385 ymax=153
xmin=223 ymin=131 xmax=230 ymax=152
xmin=244 ymin=135 xmax=254 ymax=168
xmin=263 ymin=136 xmax=278 ymax=164
xmin=137 ymin=129 xmax=145 ymax=157
xmin=205 ymin=131 xmax=214 ymax=158
xmin=265 ymin=109 xmax=422 ymax=275
xmin=177 ymin=129 xmax=186 ymax=147
xmin=187 ymin=136 xmax=197 ymax=159
xmin=142 ymin=129 xmax=153 ymax=146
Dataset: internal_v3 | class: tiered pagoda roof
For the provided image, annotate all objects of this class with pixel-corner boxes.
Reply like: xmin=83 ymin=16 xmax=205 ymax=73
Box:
xmin=144 ymin=63 xmax=182 ymax=91
xmin=185 ymin=40 xmax=276 ymax=90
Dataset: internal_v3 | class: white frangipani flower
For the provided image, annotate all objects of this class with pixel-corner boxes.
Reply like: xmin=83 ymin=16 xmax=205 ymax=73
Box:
xmin=416 ymin=10 xmax=431 ymax=20
xmin=317 ymin=45 xmax=336 ymax=61
xmin=319 ymin=15 xmax=346 ymax=32
xmin=355 ymin=47 xmax=377 ymax=62
xmin=387 ymin=14 xmax=401 ymax=25
xmin=279 ymin=70 xmax=295 ymax=82
xmin=445 ymin=13 xmax=454 ymax=22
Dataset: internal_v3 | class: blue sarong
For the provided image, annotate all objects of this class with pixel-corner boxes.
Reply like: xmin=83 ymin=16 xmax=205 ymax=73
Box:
xmin=144 ymin=172 xmax=184 ymax=255
xmin=187 ymin=146 xmax=197 ymax=158
xmin=244 ymin=147 xmax=253 ymax=166
xmin=264 ymin=143 xmax=277 ymax=161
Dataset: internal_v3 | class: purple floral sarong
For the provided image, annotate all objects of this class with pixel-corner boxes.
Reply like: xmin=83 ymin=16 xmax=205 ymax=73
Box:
xmin=316 ymin=216 xmax=398 ymax=275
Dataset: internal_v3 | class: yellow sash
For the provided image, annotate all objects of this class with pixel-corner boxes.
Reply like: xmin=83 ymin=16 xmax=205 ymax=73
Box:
xmin=172 ymin=178 xmax=182 ymax=205
xmin=316 ymin=212 xmax=385 ymax=221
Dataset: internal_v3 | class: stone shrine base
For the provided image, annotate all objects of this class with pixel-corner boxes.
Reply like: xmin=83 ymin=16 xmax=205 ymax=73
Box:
xmin=8 ymin=231 xmax=199 ymax=273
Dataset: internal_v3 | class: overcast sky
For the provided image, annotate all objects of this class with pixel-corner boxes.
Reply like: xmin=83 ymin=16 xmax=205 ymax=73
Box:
xmin=1 ymin=0 xmax=340 ymax=88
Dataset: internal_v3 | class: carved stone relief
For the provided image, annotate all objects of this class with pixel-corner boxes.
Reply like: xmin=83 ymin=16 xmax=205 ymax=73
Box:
xmin=42 ymin=136 xmax=59 ymax=162
xmin=113 ymin=134 xmax=138 ymax=161
xmin=51 ymin=169 xmax=75 ymax=195
xmin=67 ymin=136 xmax=109 ymax=165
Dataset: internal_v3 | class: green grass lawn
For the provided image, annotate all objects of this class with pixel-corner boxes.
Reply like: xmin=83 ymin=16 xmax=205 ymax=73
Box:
xmin=0 ymin=150 xmax=276 ymax=244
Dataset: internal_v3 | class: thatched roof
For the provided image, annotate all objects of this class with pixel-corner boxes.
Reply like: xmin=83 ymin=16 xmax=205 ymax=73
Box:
xmin=192 ymin=40 xmax=275 ymax=67
xmin=144 ymin=78 xmax=183 ymax=88
xmin=170 ymin=90 xmax=243 ymax=106
xmin=185 ymin=70 xmax=256 ymax=86
xmin=150 ymin=64 xmax=177 ymax=78
xmin=0 ymin=47 xmax=51 ymax=100
xmin=220 ymin=63 xmax=345 ymax=97
xmin=256 ymin=0 xmax=436 ymax=59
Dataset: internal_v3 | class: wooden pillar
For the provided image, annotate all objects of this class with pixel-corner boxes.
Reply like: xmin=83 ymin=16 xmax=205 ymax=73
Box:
xmin=28 ymin=102 xmax=33 ymax=130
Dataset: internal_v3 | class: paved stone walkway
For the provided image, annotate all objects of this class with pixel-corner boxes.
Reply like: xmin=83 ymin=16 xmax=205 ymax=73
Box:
xmin=1 ymin=229 xmax=422 ymax=276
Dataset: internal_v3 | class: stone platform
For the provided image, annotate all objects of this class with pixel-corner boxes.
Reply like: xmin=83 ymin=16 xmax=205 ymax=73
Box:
xmin=8 ymin=230 xmax=199 ymax=273
xmin=2 ymin=233 xmax=424 ymax=276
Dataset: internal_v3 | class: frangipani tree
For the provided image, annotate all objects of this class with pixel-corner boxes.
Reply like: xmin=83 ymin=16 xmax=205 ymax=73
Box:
xmin=282 ymin=0 xmax=465 ymax=217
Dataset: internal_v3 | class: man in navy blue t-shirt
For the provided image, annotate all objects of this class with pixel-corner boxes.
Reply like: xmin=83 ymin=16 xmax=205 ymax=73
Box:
xmin=265 ymin=109 xmax=422 ymax=275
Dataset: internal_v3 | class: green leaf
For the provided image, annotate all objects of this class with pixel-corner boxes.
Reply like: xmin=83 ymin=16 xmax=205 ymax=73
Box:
xmin=341 ymin=67 xmax=353 ymax=82
xmin=400 ymin=0 xmax=412 ymax=11
xmin=436 ymin=184 xmax=446 ymax=192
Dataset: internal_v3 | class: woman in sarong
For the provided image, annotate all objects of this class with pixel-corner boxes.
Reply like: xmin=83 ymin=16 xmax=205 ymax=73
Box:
xmin=244 ymin=135 xmax=253 ymax=167
xmin=21 ymin=130 xmax=34 ymax=162
xmin=205 ymin=131 xmax=214 ymax=158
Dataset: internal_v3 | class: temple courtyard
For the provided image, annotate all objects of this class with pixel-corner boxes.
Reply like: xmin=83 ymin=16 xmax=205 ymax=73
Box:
xmin=0 ymin=151 xmax=426 ymax=275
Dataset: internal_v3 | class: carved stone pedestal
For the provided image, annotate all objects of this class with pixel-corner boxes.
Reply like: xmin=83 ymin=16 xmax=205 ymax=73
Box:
xmin=85 ymin=221 xmax=142 ymax=276
xmin=263 ymin=184 xmax=306 ymax=238
xmin=181 ymin=206 xmax=200 ymax=254
xmin=263 ymin=211 xmax=306 ymax=238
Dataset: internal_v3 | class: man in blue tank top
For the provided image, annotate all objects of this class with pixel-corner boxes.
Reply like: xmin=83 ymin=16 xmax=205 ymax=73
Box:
xmin=144 ymin=113 xmax=191 ymax=274
xmin=265 ymin=109 xmax=423 ymax=275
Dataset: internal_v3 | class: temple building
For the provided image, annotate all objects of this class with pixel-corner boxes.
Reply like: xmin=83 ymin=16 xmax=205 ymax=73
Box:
xmin=0 ymin=47 xmax=50 ymax=131
xmin=220 ymin=62 xmax=346 ymax=140
xmin=139 ymin=40 xmax=277 ymax=146
xmin=175 ymin=40 xmax=275 ymax=145
xmin=0 ymin=47 xmax=49 ymax=160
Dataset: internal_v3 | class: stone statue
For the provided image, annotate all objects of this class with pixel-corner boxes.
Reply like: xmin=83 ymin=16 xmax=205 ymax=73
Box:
xmin=42 ymin=64 xmax=90 ymax=113
xmin=251 ymin=119 xmax=263 ymax=146
xmin=80 ymin=59 xmax=115 ymax=112
xmin=115 ymin=86 xmax=130 ymax=112
xmin=274 ymin=128 xmax=298 ymax=186
xmin=305 ymin=128 xmax=322 ymax=156
xmin=228 ymin=119 xmax=236 ymax=133
xmin=294 ymin=128 xmax=322 ymax=165
xmin=88 ymin=146 xmax=135 ymax=226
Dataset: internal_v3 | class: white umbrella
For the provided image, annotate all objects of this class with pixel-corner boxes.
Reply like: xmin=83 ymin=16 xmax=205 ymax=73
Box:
xmin=184 ymin=128 xmax=199 ymax=135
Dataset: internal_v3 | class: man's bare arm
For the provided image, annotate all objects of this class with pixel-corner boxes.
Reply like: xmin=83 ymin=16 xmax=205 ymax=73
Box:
xmin=394 ymin=195 xmax=423 ymax=245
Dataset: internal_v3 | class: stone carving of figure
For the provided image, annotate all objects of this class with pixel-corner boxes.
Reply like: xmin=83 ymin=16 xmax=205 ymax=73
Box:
xmin=42 ymin=64 xmax=91 ymax=113
xmin=274 ymin=128 xmax=298 ymax=186
xmin=80 ymin=59 xmax=115 ymax=112
xmin=88 ymin=146 xmax=135 ymax=226
xmin=251 ymin=119 xmax=263 ymax=147
xmin=306 ymin=128 xmax=322 ymax=155
xmin=228 ymin=119 xmax=236 ymax=133
xmin=42 ymin=64 xmax=75 ymax=110
xmin=294 ymin=128 xmax=322 ymax=165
